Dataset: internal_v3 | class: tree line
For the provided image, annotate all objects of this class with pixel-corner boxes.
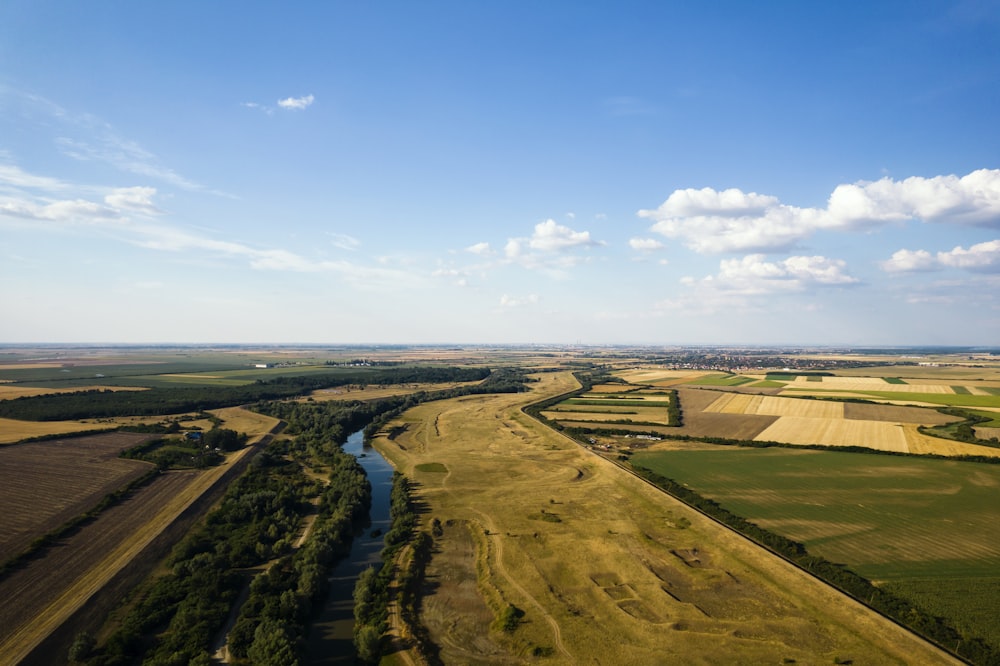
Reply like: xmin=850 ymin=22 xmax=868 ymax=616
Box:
xmin=0 ymin=366 xmax=491 ymax=422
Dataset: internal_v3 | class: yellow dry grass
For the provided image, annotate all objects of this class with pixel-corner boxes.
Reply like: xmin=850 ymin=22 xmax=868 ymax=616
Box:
xmin=613 ymin=369 xmax=709 ymax=386
xmin=0 ymin=418 xmax=110 ymax=444
xmin=372 ymin=372 xmax=958 ymax=665
xmin=902 ymin=426 xmax=1000 ymax=458
xmin=705 ymin=393 xmax=845 ymax=419
xmin=788 ymin=377 xmax=956 ymax=394
xmin=208 ymin=406 xmax=281 ymax=437
xmin=0 ymin=385 xmax=146 ymax=401
xmin=754 ymin=417 xmax=909 ymax=452
xmin=0 ymin=363 xmax=62 ymax=370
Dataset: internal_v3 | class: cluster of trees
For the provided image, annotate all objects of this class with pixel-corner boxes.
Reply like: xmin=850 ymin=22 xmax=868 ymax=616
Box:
xmin=0 ymin=366 xmax=491 ymax=422
xmin=353 ymin=472 xmax=418 ymax=663
xmin=227 ymin=445 xmax=371 ymax=664
xmin=630 ymin=465 xmax=1000 ymax=665
xmin=920 ymin=408 xmax=1000 ymax=448
xmin=120 ymin=428 xmax=247 ymax=469
xmin=82 ymin=455 xmax=319 ymax=665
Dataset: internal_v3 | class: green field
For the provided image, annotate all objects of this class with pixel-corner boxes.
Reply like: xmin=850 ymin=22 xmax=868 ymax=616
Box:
xmin=684 ymin=374 xmax=756 ymax=386
xmin=630 ymin=446 xmax=1000 ymax=649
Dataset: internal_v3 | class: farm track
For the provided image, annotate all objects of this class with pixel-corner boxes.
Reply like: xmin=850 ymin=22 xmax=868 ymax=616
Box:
xmin=0 ymin=428 xmax=273 ymax=665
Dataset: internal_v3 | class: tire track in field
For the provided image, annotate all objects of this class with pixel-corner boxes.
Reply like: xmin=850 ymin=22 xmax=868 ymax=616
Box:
xmin=470 ymin=508 xmax=570 ymax=659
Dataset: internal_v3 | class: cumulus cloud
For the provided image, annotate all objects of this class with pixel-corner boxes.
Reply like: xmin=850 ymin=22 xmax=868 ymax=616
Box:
xmin=278 ymin=94 xmax=315 ymax=110
xmin=688 ymin=254 xmax=859 ymax=296
xmin=629 ymin=237 xmax=665 ymax=251
xmin=882 ymin=240 xmax=1000 ymax=273
xmin=640 ymin=169 xmax=1000 ymax=254
xmin=528 ymin=219 xmax=601 ymax=251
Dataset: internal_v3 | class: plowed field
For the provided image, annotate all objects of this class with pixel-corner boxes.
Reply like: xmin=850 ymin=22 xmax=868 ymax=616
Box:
xmin=0 ymin=432 xmax=154 ymax=561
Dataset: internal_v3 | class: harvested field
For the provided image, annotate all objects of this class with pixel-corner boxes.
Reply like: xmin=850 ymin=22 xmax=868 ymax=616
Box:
xmin=705 ymin=393 xmax=844 ymax=419
xmin=0 ymin=385 xmax=147 ymax=401
xmin=208 ymin=406 xmax=281 ymax=437
xmin=0 ymin=432 xmax=155 ymax=561
xmin=787 ymin=376 xmax=957 ymax=393
xmin=613 ymin=369 xmax=710 ymax=386
xmin=843 ymin=402 xmax=959 ymax=425
xmin=373 ymin=373 xmax=959 ymax=665
xmin=0 ymin=443 xmax=259 ymax=664
xmin=754 ymin=416 xmax=909 ymax=452
xmin=0 ymin=417 xmax=113 ymax=444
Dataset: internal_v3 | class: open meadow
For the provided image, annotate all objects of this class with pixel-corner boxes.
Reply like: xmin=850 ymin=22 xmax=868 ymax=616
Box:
xmin=630 ymin=446 xmax=1000 ymax=650
xmin=372 ymin=371 xmax=959 ymax=665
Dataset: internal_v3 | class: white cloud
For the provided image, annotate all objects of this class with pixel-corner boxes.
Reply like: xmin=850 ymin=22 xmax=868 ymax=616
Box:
xmin=0 ymin=197 xmax=118 ymax=223
xmin=466 ymin=241 xmax=493 ymax=256
xmin=880 ymin=249 xmax=938 ymax=273
xmin=689 ymin=254 xmax=859 ymax=296
xmin=328 ymin=233 xmax=361 ymax=251
xmin=528 ymin=219 xmax=601 ymax=251
xmin=278 ymin=94 xmax=315 ymax=110
xmin=629 ymin=237 xmax=665 ymax=251
xmin=640 ymin=169 xmax=1000 ymax=254
xmin=499 ymin=294 xmax=539 ymax=307
xmin=882 ymin=239 xmax=1000 ymax=273
xmin=104 ymin=186 xmax=160 ymax=215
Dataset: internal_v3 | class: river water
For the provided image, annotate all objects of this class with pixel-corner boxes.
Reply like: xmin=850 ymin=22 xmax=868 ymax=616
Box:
xmin=304 ymin=429 xmax=394 ymax=665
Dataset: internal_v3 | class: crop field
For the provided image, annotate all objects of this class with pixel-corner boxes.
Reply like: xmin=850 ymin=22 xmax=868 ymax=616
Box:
xmin=0 ymin=416 xmax=114 ymax=444
xmin=371 ymin=372 xmax=959 ymax=665
xmin=0 ymin=432 xmax=155 ymax=561
xmin=705 ymin=393 xmax=845 ymax=418
xmin=612 ymin=368 xmax=709 ymax=386
xmin=755 ymin=416 xmax=910 ymax=451
xmin=684 ymin=374 xmax=757 ymax=387
xmin=0 ymin=384 xmax=147 ymax=401
xmin=629 ymin=446 xmax=1000 ymax=649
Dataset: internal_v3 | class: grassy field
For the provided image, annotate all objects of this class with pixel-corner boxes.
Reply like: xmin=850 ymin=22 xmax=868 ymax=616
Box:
xmin=371 ymin=372 xmax=960 ymax=665
xmin=630 ymin=446 xmax=1000 ymax=650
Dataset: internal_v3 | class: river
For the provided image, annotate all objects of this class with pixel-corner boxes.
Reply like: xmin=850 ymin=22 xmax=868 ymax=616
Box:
xmin=304 ymin=429 xmax=394 ymax=665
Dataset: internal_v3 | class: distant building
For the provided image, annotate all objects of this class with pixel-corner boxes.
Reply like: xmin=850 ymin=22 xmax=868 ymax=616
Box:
xmin=255 ymin=363 xmax=271 ymax=368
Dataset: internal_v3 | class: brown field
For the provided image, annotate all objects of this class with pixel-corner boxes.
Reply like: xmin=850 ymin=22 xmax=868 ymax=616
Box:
xmin=842 ymin=402 xmax=959 ymax=425
xmin=0 ymin=432 xmax=155 ymax=561
xmin=372 ymin=373 xmax=958 ymax=665
xmin=542 ymin=405 xmax=668 ymax=425
xmin=0 ymin=417 xmax=113 ymax=444
xmin=0 ymin=441 xmax=261 ymax=663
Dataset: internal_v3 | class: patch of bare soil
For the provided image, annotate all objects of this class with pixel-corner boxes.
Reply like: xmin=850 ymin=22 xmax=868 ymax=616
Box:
xmin=418 ymin=520 xmax=518 ymax=664
xmin=844 ymin=402 xmax=960 ymax=425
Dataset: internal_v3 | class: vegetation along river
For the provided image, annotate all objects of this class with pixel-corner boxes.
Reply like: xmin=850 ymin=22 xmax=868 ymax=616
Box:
xmin=304 ymin=429 xmax=393 ymax=664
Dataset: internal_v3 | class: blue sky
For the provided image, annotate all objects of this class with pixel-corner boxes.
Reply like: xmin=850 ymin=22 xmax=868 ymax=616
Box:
xmin=1 ymin=1 xmax=998 ymax=345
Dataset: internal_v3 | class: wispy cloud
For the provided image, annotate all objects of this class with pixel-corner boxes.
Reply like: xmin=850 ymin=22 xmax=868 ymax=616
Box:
xmin=277 ymin=94 xmax=315 ymax=110
xmin=640 ymin=169 xmax=1000 ymax=254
